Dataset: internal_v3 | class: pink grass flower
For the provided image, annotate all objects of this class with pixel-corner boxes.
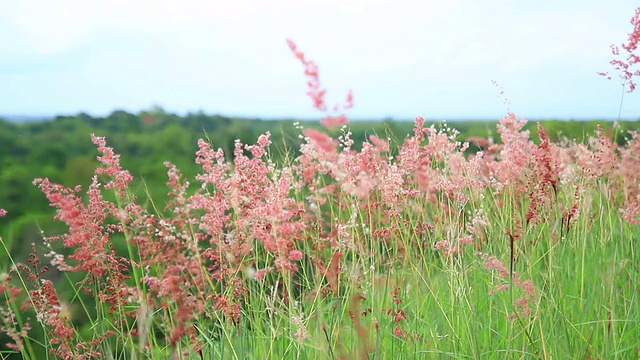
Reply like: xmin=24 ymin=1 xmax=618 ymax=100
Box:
xmin=287 ymin=39 xmax=327 ymax=112
xmin=483 ymin=255 xmax=510 ymax=278
xmin=92 ymin=134 xmax=133 ymax=198
xmin=305 ymin=128 xmax=337 ymax=152
xmin=287 ymin=39 xmax=353 ymax=129
xmin=601 ymin=6 xmax=640 ymax=92
xmin=434 ymin=240 xmax=449 ymax=250
xmin=288 ymin=249 xmax=304 ymax=261
xmin=321 ymin=114 xmax=349 ymax=128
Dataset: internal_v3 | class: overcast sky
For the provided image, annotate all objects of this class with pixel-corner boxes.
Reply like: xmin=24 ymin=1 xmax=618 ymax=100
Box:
xmin=1 ymin=0 xmax=639 ymax=120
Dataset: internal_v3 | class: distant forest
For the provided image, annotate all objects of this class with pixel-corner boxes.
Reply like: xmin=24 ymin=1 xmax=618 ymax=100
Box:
xmin=1 ymin=107 xmax=639 ymax=259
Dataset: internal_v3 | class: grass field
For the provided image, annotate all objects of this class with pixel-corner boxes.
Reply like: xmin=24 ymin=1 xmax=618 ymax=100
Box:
xmin=2 ymin=13 xmax=640 ymax=358
xmin=1 ymin=112 xmax=638 ymax=359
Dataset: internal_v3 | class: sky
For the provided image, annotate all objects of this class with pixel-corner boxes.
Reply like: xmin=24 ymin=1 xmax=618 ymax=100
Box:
xmin=1 ymin=0 xmax=639 ymax=121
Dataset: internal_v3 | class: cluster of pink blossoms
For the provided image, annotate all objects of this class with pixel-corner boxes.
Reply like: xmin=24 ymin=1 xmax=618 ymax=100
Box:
xmin=600 ymin=6 xmax=640 ymax=92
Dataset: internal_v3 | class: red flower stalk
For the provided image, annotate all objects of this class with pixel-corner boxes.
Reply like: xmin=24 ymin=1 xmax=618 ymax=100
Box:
xmin=92 ymin=134 xmax=134 ymax=198
xmin=526 ymin=124 xmax=559 ymax=226
xmin=17 ymin=249 xmax=101 ymax=359
xmin=287 ymin=39 xmax=327 ymax=112
xmin=0 ymin=272 xmax=29 ymax=353
xmin=600 ymin=6 xmax=640 ymax=92
xmin=563 ymin=186 xmax=581 ymax=232
xmin=535 ymin=124 xmax=557 ymax=194
xmin=287 ymin=39 xmax=353 ymax=129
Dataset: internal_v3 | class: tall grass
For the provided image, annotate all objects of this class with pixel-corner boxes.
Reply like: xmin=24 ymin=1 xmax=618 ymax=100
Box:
xmin=2 ymin=11 xmax=640 ymax=359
